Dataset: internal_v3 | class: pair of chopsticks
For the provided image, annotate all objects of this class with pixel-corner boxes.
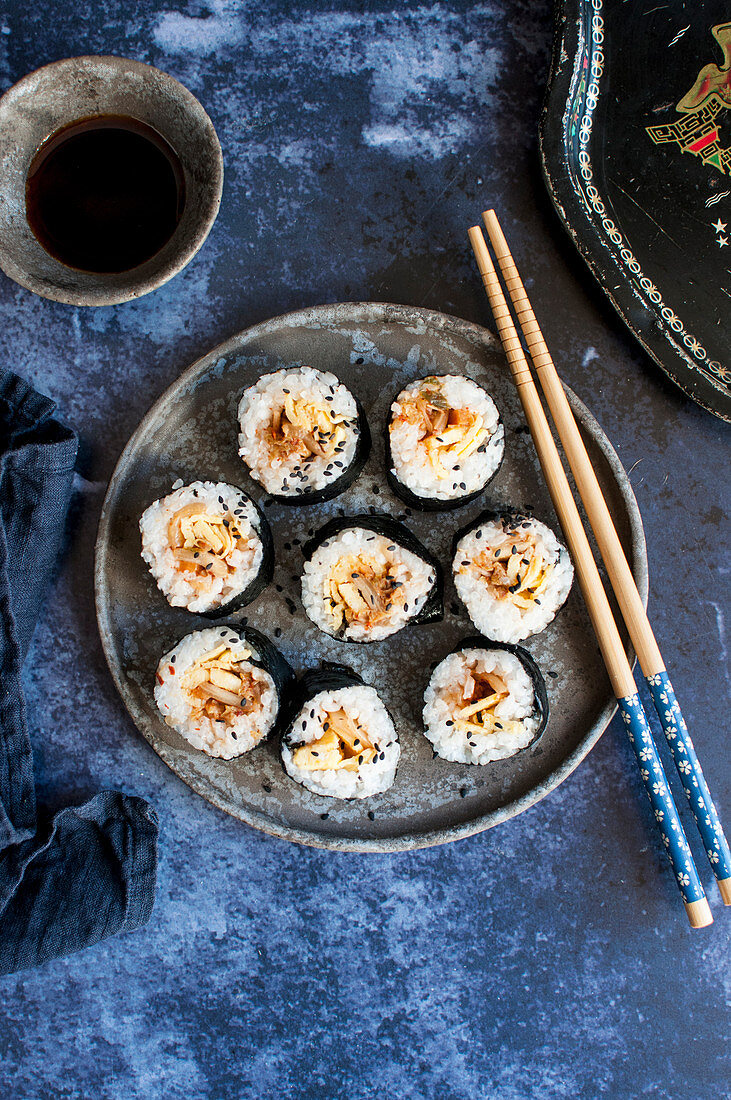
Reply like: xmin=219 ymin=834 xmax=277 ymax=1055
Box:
xmin=469 ymin=211 xmax=731 ymax=928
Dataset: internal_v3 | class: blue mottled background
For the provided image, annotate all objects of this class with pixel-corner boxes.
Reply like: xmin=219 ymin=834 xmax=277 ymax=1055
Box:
xmin=1 ymin=2 xmax=729 ymax=1098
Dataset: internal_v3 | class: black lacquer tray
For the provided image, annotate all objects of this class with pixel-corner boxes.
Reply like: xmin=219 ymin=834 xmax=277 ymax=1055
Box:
xmin=541 ymin=1 xmax=731 ymax=421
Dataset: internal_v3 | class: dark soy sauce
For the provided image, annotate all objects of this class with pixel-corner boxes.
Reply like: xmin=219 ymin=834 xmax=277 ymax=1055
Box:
xmin=26 ymin=114 xmax=185 ymax=274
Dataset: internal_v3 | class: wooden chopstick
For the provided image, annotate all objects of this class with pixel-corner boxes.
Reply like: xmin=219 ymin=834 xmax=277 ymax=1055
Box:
xmin=482 ymin=208 xmax=731 ymax=906
xmin=468 ymin=223 xmax=713 ymax=928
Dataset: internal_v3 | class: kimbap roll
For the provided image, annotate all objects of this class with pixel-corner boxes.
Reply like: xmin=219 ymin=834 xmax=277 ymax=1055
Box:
xmin=453 ymin=511 xmax=573 ymax=642
xmin=301 ymin=514 xmax=443 ymax=642
xmin=140 ymin=480 xmax=273 ymax=616
xmin=386 ymin=375 xmax=504 ymax=510
xmin=423 ymin=638 xmax=548 ymax=765
xmin=282 ymin=664 xmax=400 ymax=798
xmin=237 ymin=365 xmax=370 ymax=503
xmin=154 ymin=626 xmax=296 ymax=759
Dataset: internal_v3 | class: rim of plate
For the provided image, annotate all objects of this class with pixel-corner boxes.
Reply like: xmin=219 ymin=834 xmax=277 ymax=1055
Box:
xmin=94 ymin=301 xmax=648 ymax=851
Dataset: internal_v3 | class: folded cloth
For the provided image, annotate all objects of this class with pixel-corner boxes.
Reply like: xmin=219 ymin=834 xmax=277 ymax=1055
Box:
xmin=0 ymin=369 xmax=158 ymax=975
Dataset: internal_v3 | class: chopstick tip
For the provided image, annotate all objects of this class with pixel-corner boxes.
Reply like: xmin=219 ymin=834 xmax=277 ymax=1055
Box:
xmin=717 ymin=877 xmax=731 ymax=905
xmin=685 ymin=897 xmax=713 ymax=928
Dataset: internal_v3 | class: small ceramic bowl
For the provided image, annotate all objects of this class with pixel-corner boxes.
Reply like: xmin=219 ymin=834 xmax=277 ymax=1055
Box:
xmin=0 ymin=56 xmax=224 ymax=306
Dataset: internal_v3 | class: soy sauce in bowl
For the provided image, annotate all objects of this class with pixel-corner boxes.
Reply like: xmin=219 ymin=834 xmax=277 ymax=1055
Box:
xmin=25 ymin=114 xmax=185 ymax=274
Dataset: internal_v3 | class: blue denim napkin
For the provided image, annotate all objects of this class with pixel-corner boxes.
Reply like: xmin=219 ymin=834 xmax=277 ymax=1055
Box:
xmin=0 ymin=369 xmax=158 ymax=975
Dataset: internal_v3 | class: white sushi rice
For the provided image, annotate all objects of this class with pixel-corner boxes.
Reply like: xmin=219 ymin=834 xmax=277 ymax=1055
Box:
xmin=237 ymin=365 xmax=360 ymax=496
xmin=453 ymin=515 xmax=573 ymax=642
xmin=154 ymin=627 xmax=278 ymax=760
xmin=389 ymin=375 xmax=504 ymax=501
xmin=301 ymin=527 xmax=437 ymax=641
xmin=282 ymin=684 xmax=400 ymax=798
xmin=140 ymin=480 xmax=265 ymax=614
xmin=424 ymin=648 xmax=540 ymax=765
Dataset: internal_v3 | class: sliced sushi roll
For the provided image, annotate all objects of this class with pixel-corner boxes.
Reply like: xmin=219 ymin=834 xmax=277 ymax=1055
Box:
xmin=282 ymin=664 xmax=400 ymax=798
xmin=423 ymin=638 xmax=548 ymax=765
xmin=453 ymin=511 xmax=574 ymax=642
xmin=140 ymin=480 xmax=274 ymax=616
xmin=237 ymin=365 xmax=370 ymax=503
xmin=301 ymin=514 xmax=443 ymax=642
xmin=386 ymin=374 xmax=504 ymax=510
xmin=154 ymin=625 xmax=296 ymax=760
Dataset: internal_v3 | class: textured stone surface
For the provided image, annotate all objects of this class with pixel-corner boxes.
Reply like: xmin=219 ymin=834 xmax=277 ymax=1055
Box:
xmin=0 ymin=2 xmax=728 ymax=1098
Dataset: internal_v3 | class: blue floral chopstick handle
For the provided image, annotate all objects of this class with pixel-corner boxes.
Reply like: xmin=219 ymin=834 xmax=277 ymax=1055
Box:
xmin=618 ymin=693 xmax=706 ymax=906
xmin=646 ymin=672 xmax=731 ymax=892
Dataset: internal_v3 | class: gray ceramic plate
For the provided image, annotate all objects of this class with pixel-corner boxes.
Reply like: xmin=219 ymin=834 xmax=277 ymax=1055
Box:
xmin=95 ymin=302 xmax=647 ymax=851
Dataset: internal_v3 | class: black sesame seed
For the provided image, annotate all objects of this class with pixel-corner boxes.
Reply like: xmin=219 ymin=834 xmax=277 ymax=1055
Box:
xmin=274 ymin=627 xmax=282 ymax=638
xmin=367 ymin=811 xmax=375 ymax=821
xmin=276 ymin=584 xmax=283 ymax=592
xmin=459 ymin=787 xmax=468 ymax=798
xmin=548 ymin=671 xmax=558 ymax=679
xmin=320 ymin=812 xmax=329 ymax=820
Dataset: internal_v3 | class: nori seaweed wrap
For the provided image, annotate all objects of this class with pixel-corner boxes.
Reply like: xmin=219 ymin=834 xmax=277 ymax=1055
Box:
xmin=282 ymin=663 xmax=400 ymax=798
xmin=423 ymin=635 xmax=548 ymax=765
xmin=154 ymin=624 xmax=296 ymax=759
xmin=237 ymin=365 xmax=371 ymax=504
xmin=139 ymin=480 xmax=274 ymax=617
xmin=385 ymin=375 xmax=504 ymax=511
xmin=301 ymin=513 xmax=443 ymax=642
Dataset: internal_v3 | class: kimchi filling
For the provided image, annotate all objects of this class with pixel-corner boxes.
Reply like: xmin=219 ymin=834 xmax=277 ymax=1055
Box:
xmin=393 ymin=378 xmax=490 ymax=478
xmin=267 ymin=393 xmax=350 ymax=463
xmin=323 ymin=553 xmax=410 ymax=632
xmin=180 ymin=644 xmax=265 ymax=725
xmin=451 ymin=667 xmax=523 ymax=738
xmin=168 ymin=503 xmax=253 ymax=587
xmin=460 ymin=529 xmax=553 ymax=609
xmin=292 ymin=707 xmax=377 ymax=771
